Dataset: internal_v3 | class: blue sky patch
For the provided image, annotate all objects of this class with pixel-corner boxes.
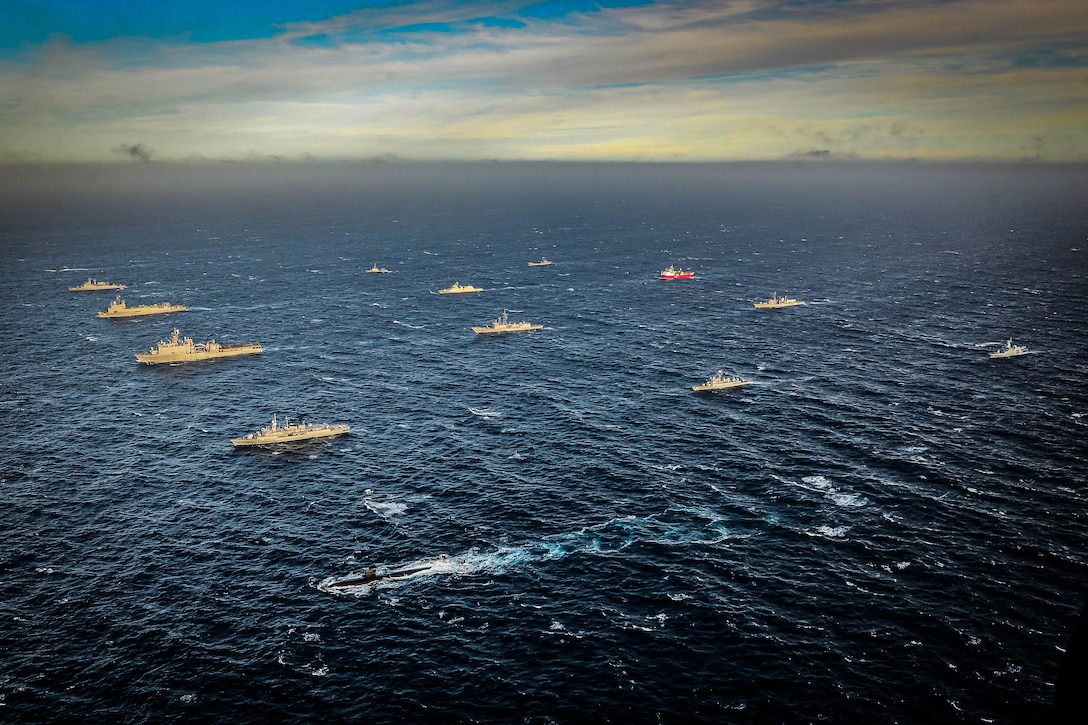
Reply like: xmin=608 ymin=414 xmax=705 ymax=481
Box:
xmin=0 ymin=0 xmax=369 ymax=47
xmin=292 ymin=33 xmax=338 ymax=49
xmin=1009 ymin=46 xmax=1088 ymax=69
xmin=519 ymin=0 xmax=651 ymax=20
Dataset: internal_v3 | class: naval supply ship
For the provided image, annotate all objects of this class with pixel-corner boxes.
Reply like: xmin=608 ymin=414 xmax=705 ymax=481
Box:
xmin=135 ymin=329 xmax=262 ymax=364
xmin=754 ymin=293 xmax=805 ymax=309
xmin=471 ymin=310 xmax=543 ymax=335
xmin=231 ymin=415 xmax=349 ymax=447
xmin=70 ymin=278 xmax=125 ymax=291
xmin=439 ymin=282 xmax=483 ymax=294
xmin=692 ymin=370 xmax=753 ymax=392
xmin=98 ymin=295 xmax=187 ymax=319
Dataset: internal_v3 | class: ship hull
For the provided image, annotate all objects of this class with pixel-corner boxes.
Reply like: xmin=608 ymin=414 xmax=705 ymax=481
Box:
xmin=472 ymin=324 xmax=543 ymax=334
xmin=70 ymin=284 xmax=125 ymax=291
xmin=692 ymin=381 xmax=752 ymax=391
xmin=440 ymin=288 xmax=482 ymax=294
xmin=136 ymin=345 xmax=262 ymax=364
xmin=99 ymin=305 xmax=187 ymax=318
xmin=660 ymin=273 xmax=694 ymax=280
xmin=231 ymin=426 xmax=349 ymax=447
xmin=990 ymin=350 xmax=1028 ymax=359
xmin=754 ymin=301 xmax=804 ymax=309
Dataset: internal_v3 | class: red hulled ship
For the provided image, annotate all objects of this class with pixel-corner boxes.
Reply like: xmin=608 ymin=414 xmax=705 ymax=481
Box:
xmin=660 ymin=265 xmax=694 ymax=280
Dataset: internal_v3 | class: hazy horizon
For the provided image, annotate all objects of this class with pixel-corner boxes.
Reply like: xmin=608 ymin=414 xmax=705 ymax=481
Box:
xmin=5 ymin=157 xmax=1086 ymax=193
xmin=4 ymin=160 xmax=1085 ymax=243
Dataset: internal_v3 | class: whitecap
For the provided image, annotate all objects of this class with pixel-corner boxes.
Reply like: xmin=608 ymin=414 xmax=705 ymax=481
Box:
xmin=321 ymin=542 xmax=566 ymax=596
xmin=831 ymin=492 xmax=869 ymax=507
xmin=322 ymin=514 xmax=754 ymax=598
xmin=365 ymin=499 xmax=407 ymax=518
xmin=808 ymin=525 xmax=849 ymax=538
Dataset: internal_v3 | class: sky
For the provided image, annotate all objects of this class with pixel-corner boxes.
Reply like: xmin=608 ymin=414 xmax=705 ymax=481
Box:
xmin=1 ymin=0 xmax=1086 ymax=164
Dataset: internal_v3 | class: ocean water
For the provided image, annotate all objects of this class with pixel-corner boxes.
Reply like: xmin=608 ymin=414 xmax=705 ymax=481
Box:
xmin=1 ymin=162 xmax=1086 ymax=723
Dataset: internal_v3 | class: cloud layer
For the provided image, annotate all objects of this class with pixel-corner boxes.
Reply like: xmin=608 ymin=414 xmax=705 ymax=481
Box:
xmin=2 ymin=0 xmax=1086 ymax=162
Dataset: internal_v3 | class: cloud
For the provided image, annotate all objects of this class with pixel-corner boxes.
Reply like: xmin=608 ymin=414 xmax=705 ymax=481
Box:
xmin=1 ymin=0 xmax=1086 ymax=162
xmin=112 ymin=142 xmax=154 ymax=161
xmin=783 ymin=149 xmax=863 ymax=161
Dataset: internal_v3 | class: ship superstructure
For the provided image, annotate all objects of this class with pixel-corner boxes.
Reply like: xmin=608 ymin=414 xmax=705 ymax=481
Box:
xmin=70 ymin=278 xmax=125 ymax=291
xmin=754 ymin=293 xmax=805 ymax=309
xmin=231 ymin=415 xmax=349 ymax=447
xmin=471 ymin=310 xmax=543 ymax=335
xmin=135 ymin=329 xmax=262 ymax=364
xmin=692 ymin=371 xmax=753 ymax=392
xmin=99 ymin=295 xmax=187 ymax=318
xmin=439 ymin=282 xmax=483 ymax=294
xmin=660 ymin=266 xmax=694 ymax=280
xmin=990 ymin=339 xmax=1029 ymax=358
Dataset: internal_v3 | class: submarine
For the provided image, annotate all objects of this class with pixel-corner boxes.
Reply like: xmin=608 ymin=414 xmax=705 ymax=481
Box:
xmin=328 ymin=564 xmax=432 ymax=588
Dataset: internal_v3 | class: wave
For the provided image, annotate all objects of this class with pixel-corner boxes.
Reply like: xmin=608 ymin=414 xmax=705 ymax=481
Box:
xmin=364 ymin=499 xmax=408 ymax=519
xmin=799 ymin=474 xmax=870 ymax=508
xmin=319 ymin=511 xmax=749 ymax=596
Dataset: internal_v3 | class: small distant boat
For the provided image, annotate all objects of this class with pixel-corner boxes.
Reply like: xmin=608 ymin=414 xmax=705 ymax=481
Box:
xmin=70 ymin=278 xmax=125 ymax=291
xmin=660 ymin=265 xmax=694 ymax=280
xmin=990 ymin=338 xmax=1029 ymax=358
xmin=98 ymin=295 xmax=187 ymax=318
xmin=439 ymin=282 xmax=483 ymax=294
xmin=231 ymin=415 xmax=350 ymax=447
xmin=528 ymin=258 xmax=553 ymax=267
xmin=135 ymin=329 xmax=262 ymax=364
xmin=692 ymin=370 xmax=753 ymax=392
xmin=472 ymin=310 xmax=542 ymax=335
xmin=754 ymin=293 xmax=805 ymax=309
xmin=366 ymin=264 xmax=391 ymax=273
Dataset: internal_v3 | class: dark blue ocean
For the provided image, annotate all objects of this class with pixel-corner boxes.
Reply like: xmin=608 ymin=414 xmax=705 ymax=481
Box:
xmin=2 ymin=162 xmax=1086 ymax=723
